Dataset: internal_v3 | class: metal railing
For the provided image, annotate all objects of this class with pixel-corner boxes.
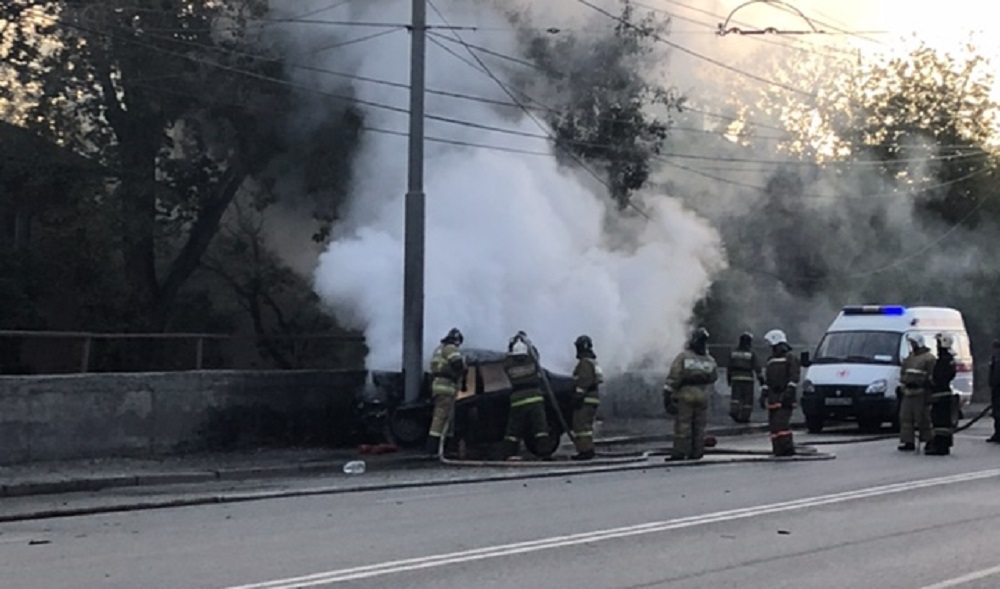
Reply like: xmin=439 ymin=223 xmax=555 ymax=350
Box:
xmin=0 ymin=330 xmax=367 ymax=375
xmin=0 ymin=331 xmax=814 ymax=376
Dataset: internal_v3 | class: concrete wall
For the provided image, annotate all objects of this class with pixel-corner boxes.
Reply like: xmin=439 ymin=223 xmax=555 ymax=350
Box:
xmin=601 ymin=364 xmax=992 ymax=420
xmin=0 ymin=370 xmax=366 ymax=465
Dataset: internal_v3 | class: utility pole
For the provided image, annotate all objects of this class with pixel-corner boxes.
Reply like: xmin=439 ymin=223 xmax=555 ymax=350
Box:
xmin=402 ymin=0 xmax=426 ymax=404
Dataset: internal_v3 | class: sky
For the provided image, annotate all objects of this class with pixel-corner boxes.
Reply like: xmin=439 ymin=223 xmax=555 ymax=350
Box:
xmin=669 ymin=0 xmax=998 ymax=79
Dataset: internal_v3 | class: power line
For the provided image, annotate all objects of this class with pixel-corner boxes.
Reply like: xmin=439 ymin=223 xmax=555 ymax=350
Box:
xmin=630 ymin=0 xmax=852 ymax=59
xmin=30 ymin=11 xmax=557 ymax=144
xmin=84 ymin=5 xmax=991 ymax=165
xmin=573 ymin=0 xmax=817 ymax=98
xmin=19 ymin=6 xmax=996 ymax=173
xmin=22 ymin=5 xmax=998 ymax=173
xmin=660 ymin=157 xmax=994 ymax=200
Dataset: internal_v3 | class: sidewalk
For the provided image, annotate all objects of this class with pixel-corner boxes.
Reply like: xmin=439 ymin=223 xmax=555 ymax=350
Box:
xmin=0 ymin=416 xmax=776 ymax=500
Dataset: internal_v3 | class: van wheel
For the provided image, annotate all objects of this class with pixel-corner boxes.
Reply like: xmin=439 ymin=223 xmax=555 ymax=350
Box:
xmin=806 ymin=415 xmax=824 ymax=434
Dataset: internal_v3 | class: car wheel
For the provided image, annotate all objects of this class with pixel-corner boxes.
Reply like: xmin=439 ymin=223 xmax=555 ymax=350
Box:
xmin=526 ymin=418 xmax=564 ymax=457
xmin=805 ymin=415 xmax=825 ymax=434
xmin=388 ymin=406 xmax=431 ymax=447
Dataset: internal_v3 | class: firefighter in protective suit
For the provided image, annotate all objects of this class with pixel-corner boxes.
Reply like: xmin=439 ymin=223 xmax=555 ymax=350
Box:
xmin=762 ymin=329 xmax=799 ymax=457
xmin=897 ymin=333 xmax=935 ymax=451
xmin=663 ymin=327 xmax=718 ymax=461
xmin=571 ymin=335 xmax=603 ymax=461
xmin=502 ymin=332 xmax=552 ymax=460
xmin=426 ymin=328 xmax=466 ymax=455
xmin=728 ymin=332 xmax=764 ymax=424
xmin=925 ymin=333 xmax=958 ymax=456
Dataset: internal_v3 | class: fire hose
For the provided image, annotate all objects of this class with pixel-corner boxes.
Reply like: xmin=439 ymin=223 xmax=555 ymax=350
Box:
xmin=436 ymin=394 xmax=834 ymax=466
xmin=953 ymin=403 xmax=992 ymax=433
xmin=805 ymin=402 xmax=993 ymax=446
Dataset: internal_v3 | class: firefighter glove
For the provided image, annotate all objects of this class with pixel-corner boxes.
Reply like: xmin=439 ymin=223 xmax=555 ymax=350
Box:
xmin=663 ymin=387 xmax=678 ymax=416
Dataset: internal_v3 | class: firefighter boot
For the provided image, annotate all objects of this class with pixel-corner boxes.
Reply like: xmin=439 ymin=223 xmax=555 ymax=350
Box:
xmin=503 ymin=439 xmax=521 ymax=461
xmin=572 ymin=450 xmax=596 ymax=461
xmin=425 ymin=436 xmax=441 ymax=457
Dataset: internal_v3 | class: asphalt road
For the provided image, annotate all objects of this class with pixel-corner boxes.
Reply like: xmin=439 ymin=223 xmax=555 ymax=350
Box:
xmin=4 ymin=426 xmax=1000 ymax=589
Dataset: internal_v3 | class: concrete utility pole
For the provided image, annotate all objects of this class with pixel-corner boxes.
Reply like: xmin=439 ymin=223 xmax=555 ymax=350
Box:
xmin=402 ymin=0 xmax=427 ymax=404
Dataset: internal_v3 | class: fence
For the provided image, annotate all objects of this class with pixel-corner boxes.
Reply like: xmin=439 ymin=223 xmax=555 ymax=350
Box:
xmin=0 ymin=331 xmax=805 ymax=376
xmin=0 ymin=330 xmax=368 ymax=375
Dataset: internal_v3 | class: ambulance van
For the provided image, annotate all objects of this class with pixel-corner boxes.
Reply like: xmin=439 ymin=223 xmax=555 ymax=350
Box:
xmin=799 ymin=305 xmax=974 ymax=433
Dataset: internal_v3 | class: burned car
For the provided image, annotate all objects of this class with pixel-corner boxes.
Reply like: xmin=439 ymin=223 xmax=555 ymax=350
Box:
xmin=358 ymin=348 xmax=577 ymax=456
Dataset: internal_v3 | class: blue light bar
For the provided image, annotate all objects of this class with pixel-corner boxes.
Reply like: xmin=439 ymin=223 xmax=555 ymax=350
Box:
xmin=842 ymin=305 xmax=907 ymax=316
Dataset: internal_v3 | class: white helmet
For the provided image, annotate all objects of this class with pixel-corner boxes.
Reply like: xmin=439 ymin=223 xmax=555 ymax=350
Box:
xmin=936 ymin=333 xmax=955 ymax=350
xmin=906 ymin=333 xmax=924 ymax=349
xmin=763 ymin=329 xmax=788 ymax=346
xmin=509 ymin=340 xmax=530 ymax=356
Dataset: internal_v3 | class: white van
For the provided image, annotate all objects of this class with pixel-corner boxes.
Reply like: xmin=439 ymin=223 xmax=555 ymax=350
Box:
xmin=800 ymin=305 xmax=974 ymax=433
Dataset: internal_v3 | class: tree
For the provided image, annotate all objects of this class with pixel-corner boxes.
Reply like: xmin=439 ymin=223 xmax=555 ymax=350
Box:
xmin=512 ymin=0 xmax=683 ymax=209
xmin=0 ymin=0 xmax=297 ymax=331
xmin=685 ymin=40 xmax=1000 ymax=346
xmin=201 ymin=188 xmax=340 ymax=369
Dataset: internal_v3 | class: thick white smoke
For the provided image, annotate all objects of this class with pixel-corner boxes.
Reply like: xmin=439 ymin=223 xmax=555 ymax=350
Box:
xmin=266 ymin=0 xmax=724 ymax=374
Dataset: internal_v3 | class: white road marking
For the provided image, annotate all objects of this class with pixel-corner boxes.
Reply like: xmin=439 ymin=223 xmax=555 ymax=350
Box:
xmin=918 ymin=564 xmax=1000 ymax=589
xmin=222 ymin=469 xmax=1000 ymax=589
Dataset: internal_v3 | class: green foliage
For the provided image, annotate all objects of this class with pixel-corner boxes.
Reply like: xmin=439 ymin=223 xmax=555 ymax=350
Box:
xmin=517 ymin=0 xmax=683 ymax=209
xmin=0 ymin=0 xmax=359 ymax=340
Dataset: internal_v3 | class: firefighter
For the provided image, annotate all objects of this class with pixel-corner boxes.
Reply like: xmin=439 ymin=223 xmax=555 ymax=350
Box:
xmin=502 ymin=332 xmax=552 ymax=460
xmin=987 ymin=340 xmax=1000 ymax=443
xmin=925 ymin=333 xmax=958 ymax=456
xmin=426 ymin=327 xmax=466 ymax=456
xmin=896 ymin=333 xmax=935 ymax=451
xmin=762 ymin=329 xmax=799 ymax=457
xmin=663 ymin=327 xmax=718 ymax=461
xmin=727 ymin=332 xmax=764 ymax=424
xmin=570 ymin=335 xmax=603 ymax=461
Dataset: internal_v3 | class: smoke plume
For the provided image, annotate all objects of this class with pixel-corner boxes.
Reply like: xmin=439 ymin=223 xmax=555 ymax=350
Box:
xmin=265 ymin=0 xmax=725 ymax=374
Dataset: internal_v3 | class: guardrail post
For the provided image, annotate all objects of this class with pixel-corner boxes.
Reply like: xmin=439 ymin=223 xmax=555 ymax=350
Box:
xmin=81 ymin=337 xmax=92 ymax=373
xmin=195 ymin=337 xmax=204 ymax=370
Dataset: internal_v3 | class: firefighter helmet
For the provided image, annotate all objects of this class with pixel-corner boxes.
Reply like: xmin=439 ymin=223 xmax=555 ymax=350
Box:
xmin=936 ymin=333 xmax=955 ymax=350
xmin=509 ymin=339 xmax=530 ymax=356
xmin=738 ymin=332 xmax=753 ymax=348
xmin=764 ymin=329 xmax=788 ymax=347
xmin=442 ymin=327 xmax=463 ymax=345
xmin=575 ymin=334 xmax=594 ymax=353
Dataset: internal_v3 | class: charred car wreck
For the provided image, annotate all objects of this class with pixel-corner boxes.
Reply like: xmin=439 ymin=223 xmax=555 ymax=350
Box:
xmin=357 ymin=349 xmax=578 ymax=457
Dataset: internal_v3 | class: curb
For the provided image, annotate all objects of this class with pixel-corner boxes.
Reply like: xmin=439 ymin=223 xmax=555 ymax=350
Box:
xmin=1 ymin=463 xmax=341 ymax=498
xmin=0 ymin=422 xmax=791 ymax=501
xmin=0 ymin=450 xmax=835 ymax=524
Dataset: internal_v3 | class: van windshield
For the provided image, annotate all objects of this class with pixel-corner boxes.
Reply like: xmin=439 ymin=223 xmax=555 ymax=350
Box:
xmin=813 ymin=331 xmax=901 ymax=365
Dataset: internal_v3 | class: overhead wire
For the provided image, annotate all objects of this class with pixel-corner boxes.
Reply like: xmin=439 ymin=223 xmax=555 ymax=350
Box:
xmin=654 ymin=0 xmax=861 ymax=58
xmin=34 ymin=4 xmax=994 ymax=169
xmin=26 ymin=9 xmax=564 ymax=146
xmin=421 ymin=0 xmax=1000 ymax=284
xmin=660 ymin=158 xmax=994 ymax=201
xmin=427 ymin=3 xmax=1000 ymax=282
xmin=19 ymin=9 xmax=998 ymax=171
xmin=425 ymin=0 xmax=659 ymax=218
xmin=13 ymin=2 xmax=996 ymax=282
xmin=630 ymin=0 xmax=850 ymax=60
xmin=571 ymin=0 xmax=816 ymax=98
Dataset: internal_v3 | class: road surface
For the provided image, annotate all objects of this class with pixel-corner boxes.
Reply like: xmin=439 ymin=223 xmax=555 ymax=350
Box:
xmin=3 ymin=427 xmax=1000 ymax=589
